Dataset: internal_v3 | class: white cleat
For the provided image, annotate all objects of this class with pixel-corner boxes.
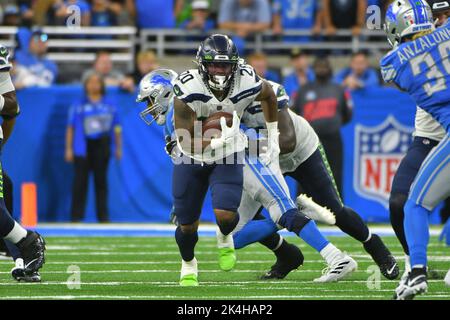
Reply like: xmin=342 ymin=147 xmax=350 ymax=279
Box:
xmin=296 ymin=194 xmax=336 ymax=225
xmin=314 ymin=253 xmax=357 ymax=283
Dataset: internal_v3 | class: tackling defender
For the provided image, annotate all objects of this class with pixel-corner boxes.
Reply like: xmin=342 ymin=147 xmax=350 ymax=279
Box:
xmin=238 ymin=79 xmax=399 ymax=281
xmin=0 ymin=44 xmax=46 ymax=278
xmin=381 ymin=0 xmax=450 ymax=299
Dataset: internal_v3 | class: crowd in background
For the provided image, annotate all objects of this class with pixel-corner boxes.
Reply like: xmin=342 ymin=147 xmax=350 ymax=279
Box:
xmin=1 ymin=0 xmax=391 ymax=31
xmin=0 ymin=0 xmax=391 ymax=222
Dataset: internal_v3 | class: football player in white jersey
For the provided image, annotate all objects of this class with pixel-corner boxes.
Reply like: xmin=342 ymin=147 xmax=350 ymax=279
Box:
xmin=388 ymin=0 xmax=450 ymax=295
xmin=239 ymin=73 xmax=399 ymax=281
xmin=138 ymin=66 xmax=357 ymax=283
xmin=171 ymin=34 xmax=281 ymax=286
xmin=0 ymin=44 xmax=46 ymax=279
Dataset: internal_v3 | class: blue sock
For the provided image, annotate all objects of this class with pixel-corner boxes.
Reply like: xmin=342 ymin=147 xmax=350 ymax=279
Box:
xmin=299 ymin=220 xmax=329 ymax=253
xmin=233 ymin=218 xmax=278 ymax=249
xmin=404 ymin=199 xmax=429 ymax=267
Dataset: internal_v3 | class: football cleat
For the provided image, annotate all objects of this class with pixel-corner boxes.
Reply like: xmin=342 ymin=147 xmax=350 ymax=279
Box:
xmin=260 ymin=243 xmax=304 ymax=280
xmin=296 ymin=194 xmax=336 ymax=225
xmin=363 ymin=234 xmax=399 ymax=280
xmin=218 ymin=247 xmax=236 ymax=272
xmin=314 ymin=253 xmax=357 ymax=283
xmin=179 ymin=274 xmax=199 ymax=287
xmin=394 ymin=267 xmax=428 ymax=300
xmin=11 ymin=259 xmax=41 ymax=282
xmin=16 ymin=231 xmax=46 ymax=274
xmin=180 ymin=257 xmax=198 ymax=286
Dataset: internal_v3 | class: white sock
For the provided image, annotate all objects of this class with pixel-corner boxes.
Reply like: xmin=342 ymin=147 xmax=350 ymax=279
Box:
xmin=216 ymin=227 xmax=234 ymax=249
xmin=4 ymin=222 xmax=27 ymax=244
xmin=181 ymin=257 xmax=198 ymax=278
xmin=15 ymin=258 xmax=24 ymax=269
xmin=320 ymin=243 xmax=342 ymax=265
xmin=404 ymin=255 xmax=411 ymax=273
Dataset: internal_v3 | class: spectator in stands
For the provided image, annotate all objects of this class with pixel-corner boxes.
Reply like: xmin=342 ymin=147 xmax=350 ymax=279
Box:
xmin=218 ymin=0 xmax=271 ymax=37
xmin=282 ymin=48 xmax=315 ymax=102
xmin=2 ymin=4 xmax=21 ymax=26
xmin=334 ymin=51 xmax=380 ymax=90
xmin=272 ymin=0 xmax=324 ymax=38
xmin=90 ymin=0 xmax=122 ymax=27
xmin=53 ymin=0 xmax=91 ymax=26
xmin=82 ymin=51 xmax=125 ymax=86
xmin=121 ymin=50 xmax=160 ymax=92
xmin=323 ymin=0 xmax=367 ymax=36
xmin=65 ymin=73 xmax=122 ymax=223
xmin=180 ymin=0 xmax=215 ymax=32
xmin=126 ymin=0 xmax=184 ymax=29
xmin=247 ymin=52 xmax=280 ymax=83
xmin=13 ymin=30 xmax=58 ymax=88
xmin=18 ymin=0 xmax=34 ymax=27
xmin=292 ymin=57 xmax=353 ymax=195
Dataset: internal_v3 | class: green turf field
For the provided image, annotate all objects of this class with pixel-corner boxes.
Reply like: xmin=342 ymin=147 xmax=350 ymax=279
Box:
xmin=0 ymin=235 xmax=448 ymax=300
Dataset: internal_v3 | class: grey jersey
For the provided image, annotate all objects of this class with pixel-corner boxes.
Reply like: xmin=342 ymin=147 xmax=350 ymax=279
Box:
xmin=173 ymin=64 xmax=262 ymax=161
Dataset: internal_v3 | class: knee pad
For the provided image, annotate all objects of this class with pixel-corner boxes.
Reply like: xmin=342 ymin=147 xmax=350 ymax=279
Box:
xmin=278 ymin=209 xmax=311 ymax=234
xmin=217 ymin=214 xmax=240 ymax=236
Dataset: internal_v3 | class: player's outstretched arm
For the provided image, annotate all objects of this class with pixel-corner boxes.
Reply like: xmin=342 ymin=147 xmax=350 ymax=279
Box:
xmin=278 ymin=108 xmax=296 ymax=154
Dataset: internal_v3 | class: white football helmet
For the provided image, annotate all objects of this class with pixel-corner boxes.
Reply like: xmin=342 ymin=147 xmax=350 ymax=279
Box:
xmin=136 ymin=68 xmax=178 ymax=125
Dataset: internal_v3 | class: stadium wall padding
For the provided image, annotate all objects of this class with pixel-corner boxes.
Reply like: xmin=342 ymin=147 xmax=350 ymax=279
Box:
xmin=4 ymin=86 xmax=442 ymax=223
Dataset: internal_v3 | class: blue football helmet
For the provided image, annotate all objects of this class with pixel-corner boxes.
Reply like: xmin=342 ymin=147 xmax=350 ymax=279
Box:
xmin=136 ymin=68 xmax=178 ymax=125
xmin=384 ymin=0 xmax=435 ymax=48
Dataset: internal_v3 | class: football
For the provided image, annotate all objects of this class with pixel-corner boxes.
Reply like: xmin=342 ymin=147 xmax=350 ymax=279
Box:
xmin=202 ymin=111 xmax=233 ymax=135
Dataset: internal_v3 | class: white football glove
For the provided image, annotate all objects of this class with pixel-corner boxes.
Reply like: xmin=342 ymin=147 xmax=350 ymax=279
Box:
xmin=210 ymin=111 xmax=246 ymax=150
xmin=260 ymin=121 xmax=280 ymax=166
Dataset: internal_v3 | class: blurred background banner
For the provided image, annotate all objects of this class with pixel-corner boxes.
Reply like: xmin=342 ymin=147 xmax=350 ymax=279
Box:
xmin=3 ymin=86 xmax=442 ymax=223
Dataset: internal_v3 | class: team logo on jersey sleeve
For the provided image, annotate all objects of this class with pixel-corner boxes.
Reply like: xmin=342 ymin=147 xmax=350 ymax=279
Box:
xmin=354 ymin=116 xmax=413 ymax=208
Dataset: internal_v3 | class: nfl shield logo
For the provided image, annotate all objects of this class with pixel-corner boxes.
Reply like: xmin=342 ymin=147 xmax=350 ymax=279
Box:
xmin=354 ymin=116 xmax=413 ymax=208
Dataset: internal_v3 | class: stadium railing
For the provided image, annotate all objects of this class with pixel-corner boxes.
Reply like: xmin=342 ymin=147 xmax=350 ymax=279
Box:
xmin=0 ymin=26 xmax=137 ymax=71
xmin=139 ymin=28 xmax=391 ymax=57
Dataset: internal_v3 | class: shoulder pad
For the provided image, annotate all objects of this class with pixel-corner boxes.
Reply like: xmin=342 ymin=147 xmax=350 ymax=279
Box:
xmin=173 ymin=70 xmax=212 ymax=104
xmin=0 ymin=45 xmax=12 ymax=72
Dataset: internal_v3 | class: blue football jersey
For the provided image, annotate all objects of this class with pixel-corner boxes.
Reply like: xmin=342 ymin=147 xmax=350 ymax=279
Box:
xmin=380 ymin=20 xmax=450 ymax=132
xmin=272 ymin=0 xmax=317 ymax=30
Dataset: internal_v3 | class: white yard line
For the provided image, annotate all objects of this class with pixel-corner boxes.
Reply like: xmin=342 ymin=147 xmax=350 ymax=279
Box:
xmin=0 ymin=294 xmax=448 ymax=299
xmin=0 ymin=280 xmax=446 ymax=286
